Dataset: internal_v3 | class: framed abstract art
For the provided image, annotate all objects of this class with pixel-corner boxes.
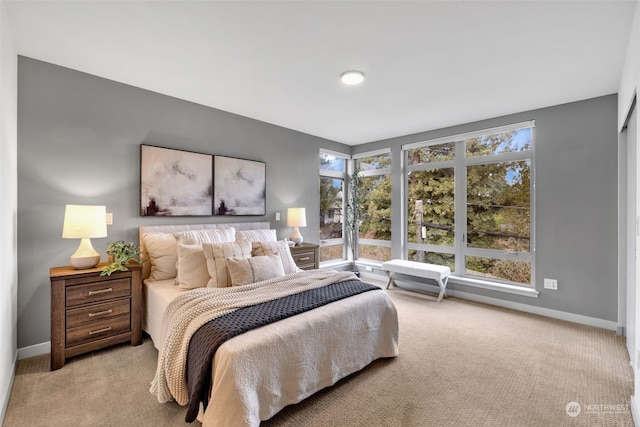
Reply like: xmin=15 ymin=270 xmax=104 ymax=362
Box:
xmin=213 ymin=155 xmax=266 ymax=216
xmin=140 ymin=145 xmax=213 ymax=216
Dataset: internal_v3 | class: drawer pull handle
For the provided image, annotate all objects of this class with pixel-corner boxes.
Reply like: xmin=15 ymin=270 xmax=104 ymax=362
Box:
xmin=299 ymin=257 xmax=310 ymax=261
xmin=88 ymin=326 xmax=112 ymax=335
xmin=88 ymin=309 xmax=113 ymax=318
xmin=88 ymin=288 xmax=113 ymax=296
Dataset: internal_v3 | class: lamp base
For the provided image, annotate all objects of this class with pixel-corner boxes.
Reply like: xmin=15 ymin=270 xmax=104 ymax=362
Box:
xmin=70 ymin=254 xmax=101 ymax=270
xmin=70 ymin=238 xmax=101 ymax=269
xmin=290 ymin=227 xmax=303 ymax=246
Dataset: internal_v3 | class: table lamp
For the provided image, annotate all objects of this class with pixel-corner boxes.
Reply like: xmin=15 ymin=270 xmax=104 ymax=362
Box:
xmin=287 ymin=207 xmax=307 ymax=245
xmin=62 ymin=204 xmax=107 ymax=269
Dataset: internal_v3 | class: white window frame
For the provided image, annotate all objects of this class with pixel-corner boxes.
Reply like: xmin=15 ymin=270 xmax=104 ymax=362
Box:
xmin=353 ymin=148 xmax=392 ymax=264
xmin=402 ymin=121 xmax=536 ymax=294
xmin=319 ymin=149 xmax=349 ymax=266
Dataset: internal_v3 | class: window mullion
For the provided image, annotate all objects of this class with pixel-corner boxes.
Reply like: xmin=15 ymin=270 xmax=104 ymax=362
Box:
xmin=454 ymin=140 xmax=466 ymax=276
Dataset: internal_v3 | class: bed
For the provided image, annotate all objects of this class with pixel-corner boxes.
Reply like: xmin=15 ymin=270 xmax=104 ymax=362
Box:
xmin=140 ymin=222 xmax=399 ymax=427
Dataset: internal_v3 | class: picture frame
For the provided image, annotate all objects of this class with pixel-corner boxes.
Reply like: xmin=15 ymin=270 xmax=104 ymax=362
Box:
xmin=140 ymin=144 xmax=213 ymax=216
xmin=214 ymin=155 xmax=266 ymax=216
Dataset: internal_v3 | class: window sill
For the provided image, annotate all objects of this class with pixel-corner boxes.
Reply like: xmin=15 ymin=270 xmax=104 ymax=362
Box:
xmin=320 ymin=260 xmax=385 ymax=269
xmin=354 ymin=260 xmax=383 ymax=269
xmin=319 ymin=260 xmax=352 ymax=270
xmin=449 ymin=276 xmax=539 ymax=298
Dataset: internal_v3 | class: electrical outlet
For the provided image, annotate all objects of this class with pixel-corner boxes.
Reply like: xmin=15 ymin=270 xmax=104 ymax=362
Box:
xmin=544 ymin=278 xmax=558 ymax=290
xmin=365 ymin=266 xmax=373 ymax=272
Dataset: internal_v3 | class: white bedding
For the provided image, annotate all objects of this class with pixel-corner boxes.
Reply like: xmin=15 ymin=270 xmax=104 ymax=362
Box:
xmin=144 ymin=275 xmax=399 ymax=427
xmin=143 ymin=278 xmax=180 ymax=350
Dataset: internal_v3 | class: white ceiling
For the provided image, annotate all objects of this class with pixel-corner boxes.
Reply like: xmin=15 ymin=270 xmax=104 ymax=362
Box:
xmin=4 ymin=0 xmax=638 ymax=145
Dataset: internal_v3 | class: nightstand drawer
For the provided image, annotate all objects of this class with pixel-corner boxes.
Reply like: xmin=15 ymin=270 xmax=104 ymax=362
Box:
xmin=66 ymin=299 xmax=131 ymax=328
xmin=292 ymin=250 xmax=316 ymax=268
xmin=65 ymin=278 xmax=131 ymax=307
xmin=289 ymin=243 xmax=319 ymax=270
xmin=66 ymin=315 xmax=131 ymax=348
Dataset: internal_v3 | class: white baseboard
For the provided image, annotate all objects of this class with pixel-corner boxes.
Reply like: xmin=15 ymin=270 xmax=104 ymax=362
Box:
xmin=1 ymin=352 xmax=17 ymax=425
xmin=17 ymin=341 xmax=50 ymax=360
xmin=450 ymin=289 xmax=618 ymax=330
xmin=380 ymin=277 xmax=618 ymax=331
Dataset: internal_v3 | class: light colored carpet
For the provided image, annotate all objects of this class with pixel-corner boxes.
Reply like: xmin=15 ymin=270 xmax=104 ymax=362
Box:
xmin=3 ymin=286 xmax=634 ymax=426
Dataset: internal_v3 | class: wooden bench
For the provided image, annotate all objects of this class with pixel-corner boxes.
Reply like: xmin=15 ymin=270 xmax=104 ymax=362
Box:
xmin=382 ymin=259 xmax=451 ymax=302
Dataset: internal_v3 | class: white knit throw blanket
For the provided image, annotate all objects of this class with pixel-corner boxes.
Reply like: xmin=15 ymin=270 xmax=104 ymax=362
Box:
xmin=149 ymin=269 xmax=357 ymax=405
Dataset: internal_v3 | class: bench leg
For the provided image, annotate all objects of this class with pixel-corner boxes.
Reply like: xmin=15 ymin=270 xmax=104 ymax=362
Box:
xmin=437 ymin=276 xmax=450 ymax=302
xmin=385 ymin=271 xmax=396 ymax=289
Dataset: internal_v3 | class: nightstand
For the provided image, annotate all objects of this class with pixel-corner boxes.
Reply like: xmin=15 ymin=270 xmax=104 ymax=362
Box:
xmin=289 ymin=242 xmax=319 ymax=270
xmin=49 ymin=262 xmax=142 ymax=370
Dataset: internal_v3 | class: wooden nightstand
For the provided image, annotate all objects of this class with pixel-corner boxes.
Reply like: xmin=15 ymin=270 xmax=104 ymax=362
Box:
xmin=50 ymin=262 xmax=142 ymax=370
xmin=289 ymin=242 xmax=319 ymax=270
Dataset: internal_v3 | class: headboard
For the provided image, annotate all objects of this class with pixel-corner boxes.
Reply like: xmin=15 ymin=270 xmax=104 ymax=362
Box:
xmin=139 ymin=221 xmax=271 ymax=280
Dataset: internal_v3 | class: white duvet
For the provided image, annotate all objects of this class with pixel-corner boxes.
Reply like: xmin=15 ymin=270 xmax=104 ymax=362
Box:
xmin=146 ymin=270 xmax=399 ymax=427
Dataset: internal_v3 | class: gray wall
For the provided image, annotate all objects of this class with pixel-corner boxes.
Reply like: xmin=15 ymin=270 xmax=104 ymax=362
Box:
xmin=17 ymin=57 xmax=346 ymax=348
xmin=355 ymin=94 xmax=619 ymax=323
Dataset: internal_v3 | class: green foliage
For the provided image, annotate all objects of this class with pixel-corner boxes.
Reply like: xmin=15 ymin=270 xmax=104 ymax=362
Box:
xmin=100 ymin=241 xmax=142 ymax=276
xmin=359 ymin=174 xmax=391 ymax=239
xmin=357 ymin=154 xmax=392 ymax=242
xmin=466 ymin=256 xmax=492 ymax=274
xmin=408 ymin=167 xmax=455 ymax=246
xmin=319 ymin=177 xmax=340 ymax=214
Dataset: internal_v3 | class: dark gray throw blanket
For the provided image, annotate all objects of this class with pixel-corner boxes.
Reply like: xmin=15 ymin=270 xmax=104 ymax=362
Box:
xmin=184 ymin=279 xmax=379 ymax=422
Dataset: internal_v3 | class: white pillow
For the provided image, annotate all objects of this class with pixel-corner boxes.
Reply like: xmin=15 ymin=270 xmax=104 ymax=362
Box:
xmin=251 ymin=240 xmax=300 ymax=274
xmin=202 ymin=240 xmax=252 ymax=288
xmin=225 ymin=254 xmax=285 ymax=286
xmin=173 ymin=228 xmax=236 ymax=245
xmin=176 ymin=244 xmax=210 ymax=290
xmin=142 ymin=232 xmax=178 ymax=281
xmin=236 ymin=229 xmax=277 ymax=243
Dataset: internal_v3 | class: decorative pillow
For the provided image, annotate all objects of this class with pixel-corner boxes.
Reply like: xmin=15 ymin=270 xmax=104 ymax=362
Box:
xmin=173 ymin=228 xmax=236 ymax=245
xmin=236 ymin=229 xmax=277 ymax=243
xmin=251 ymin=240 xmax=300 ymax=274
xmin=176 ymin=244 xmax=210 ymax=290
xmin=202 ymin=240 xmax=252 ymax=288
xmin=142 ymin=232 xmax=178 ymax=281
xmin=225 ymin=254 xmax=285 ymax=286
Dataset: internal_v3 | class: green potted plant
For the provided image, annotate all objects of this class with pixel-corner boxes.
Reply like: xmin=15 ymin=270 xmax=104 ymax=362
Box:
xmin=101 ymin=240 xmax=143 ymax=276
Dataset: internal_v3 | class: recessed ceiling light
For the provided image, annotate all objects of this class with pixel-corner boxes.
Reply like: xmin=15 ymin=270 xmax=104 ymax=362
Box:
xmin=340 ymin=70 xmax=365 ymax=85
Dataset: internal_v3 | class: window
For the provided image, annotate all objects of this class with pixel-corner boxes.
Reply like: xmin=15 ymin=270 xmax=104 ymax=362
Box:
xmin=319 ymin=150 xmax=348 ymax=263
xmin=403 ymin=122 xmax=534 ymax=287
xmin=354 ymin=150 xmax=392 ymax=262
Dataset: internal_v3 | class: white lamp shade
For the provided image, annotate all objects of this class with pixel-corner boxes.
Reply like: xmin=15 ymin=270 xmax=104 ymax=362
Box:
xmin=62 ymin=205 xmax=107 ymax=239
xmin=287 ymin=208 xmax=307 ymax=227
